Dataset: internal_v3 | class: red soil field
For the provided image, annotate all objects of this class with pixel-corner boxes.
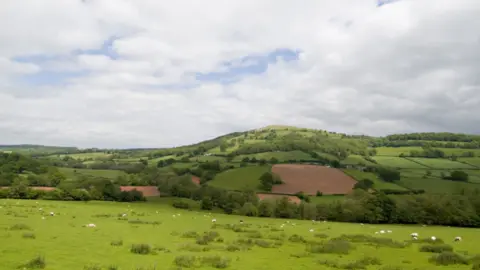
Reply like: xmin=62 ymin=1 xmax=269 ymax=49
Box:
xmin=119 ymin=186 xmax=160 ymax=197
xmin=271 ymin=164 xmax=357 ymax=195
xmin=191 ymin=175 xmax=201 ymax=185
xmin=257 ymin=193 xmax=301 ymax=204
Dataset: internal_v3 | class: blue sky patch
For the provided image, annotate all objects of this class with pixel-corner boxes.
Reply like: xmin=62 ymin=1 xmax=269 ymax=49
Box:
xmin=195 ymin=48 xmax=301 ymax=84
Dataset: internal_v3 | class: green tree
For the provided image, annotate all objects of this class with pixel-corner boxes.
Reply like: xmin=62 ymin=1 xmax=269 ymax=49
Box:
xmin=201 ymin=197 xmax=213 ymax=210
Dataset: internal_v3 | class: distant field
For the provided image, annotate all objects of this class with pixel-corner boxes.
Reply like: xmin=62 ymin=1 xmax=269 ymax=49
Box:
xmin=398 ymin=174 xmax=479 ymax=194
xmin=375 ymin=147 xmax=480 ymax=157
xmin=189 ymin=155 xmax=227 ymax=162
xmin=233 ymin=151 xmax=312 ymax=163
xmin=58 ymin=168 xmax=126 ymax=180
xmin=61 ymin=152 xmax=112 ymax=160
xmin=458 ymin=158 xmax=480 ymax=168
xmin=340 ymin=155 xmax=376 ymax=166
xmin=342 ymin=169 xmax=406 ymax=191
xmin=309 ymin=195 xmax=346 ymax=204
xmin=407 ymin=158 xmax=476 ymax=169
xmin=372 ymin=156 xmax=428 ymax=169
xmin=208 ymin=165 xmax=271 ymax=190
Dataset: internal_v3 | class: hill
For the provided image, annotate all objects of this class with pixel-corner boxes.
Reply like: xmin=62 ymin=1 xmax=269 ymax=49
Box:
xmin=2 ymin=126 xmax=480 ymax=199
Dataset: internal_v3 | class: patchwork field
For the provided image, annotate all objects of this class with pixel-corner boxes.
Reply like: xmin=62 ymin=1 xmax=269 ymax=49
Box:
xmin=398 ymin=169 xmax=480 ymax=193
xmin=342 ymin=169 xmax=406 ymax=191
xmin=272 ymin=164 xmax=357 ymax=195
xmin=340 ymin=155 xmax=376 ymax=166
xmin=375 ymin=147 xmax=480 ymax=157
xmin=58 ymin=167 xmax=127 ymax=180
xmin=208 ymin=166 xmax=271 ymax=191
xmin=372 ymin=156 xmax=428 ymax=169
xmin=1 ymin=199 xmax=480 ymax=270
xmin=458 ymin=158 xmax=480 ymax=168
xmin=407 ymin=158 xmax=476 ymax=169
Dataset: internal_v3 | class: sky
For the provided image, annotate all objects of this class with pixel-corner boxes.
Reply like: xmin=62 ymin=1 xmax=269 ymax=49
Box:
xmin=1 ymin=0 xmax=479 ymax=148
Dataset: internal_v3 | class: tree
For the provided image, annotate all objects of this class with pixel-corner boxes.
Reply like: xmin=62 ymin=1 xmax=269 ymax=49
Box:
xmin=446 ymin=171 xmax=469 ymax=182
xmin=257 ymin=200 xmax=275 ymax=217
xmin=201 ymin=197 xmax=213 ymax=210
xmin=240 ymin=202 xmax=258 ymax=216
xmin=354 ymin=179 xmax=374 ymax=190
xmin=376 ymin=167 xmax=400 ymax=182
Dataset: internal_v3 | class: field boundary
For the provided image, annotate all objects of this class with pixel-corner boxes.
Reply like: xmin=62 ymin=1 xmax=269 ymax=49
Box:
xmin=402 ymin=157 xmax=433 ymax=169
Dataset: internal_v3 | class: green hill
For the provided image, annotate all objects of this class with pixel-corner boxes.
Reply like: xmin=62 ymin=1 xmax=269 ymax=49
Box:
xmin=2 ymin=126 xmax=480 ymax=196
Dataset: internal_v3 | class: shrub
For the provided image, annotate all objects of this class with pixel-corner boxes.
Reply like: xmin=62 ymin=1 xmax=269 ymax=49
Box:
xmin=472 ymin=262 xmax=480 ymax=270
xmin=288 ymin=234 xmax=306 ymax=243
xmin=420 ymin=244 xmax=453 ymax=253
xmin=110 ymin=240 xmax=123 ymax=246
xmin=254 ymin=239 xmax=274 ymax=248
xmin=83 ymin=264 xmax=101 ymax=270
xmin=334 ymin=234 xmax=406 ymax=248
xmin=130 ymin=244 xmax=152 ymax=255
xmin=172 ymin=198 xmax=198 ymax=209
xmin=201 ymin=255 xmax=231 ymax=268
xmin=10 ymin=223 xmax=31 ymax=230
xmin=316 ymin=191 xmax=323 ymax=197
xmin=429 ymin=252 xmax=469 ymax=265
xmin=22 ymin=232 xmax=36 ymax=239
xmin=182 ymin=231 xmax=200 ymax=238
xmin=21 ymin=255 xmax=46 ymax=269
xmin=174 ymin=255 xmax=196 ymax=268
xmin=343 ymin=256 xmax=382 ymax=269
xmin=314 ymin=233 xmax=329 ymax=239
xmin=308 ymin=239 xmax=352 ymax=254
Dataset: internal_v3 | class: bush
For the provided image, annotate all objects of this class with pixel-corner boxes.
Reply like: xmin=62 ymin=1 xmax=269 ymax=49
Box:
xmin=10 ymin=223 xmax=31 ymax=230
xmin=130 ymin=244 xmax=152 ymax=255
xmin=240 ymin=202 xmax=258 ymax=217
xmin=288 ymin=234 xmax=306 ymax=243
xmin=343 ymin=256 xmax=382 ymax=269
xmin=254 ymin=239 xmax=274 ymax=248
xmin=182 ymin=231 xmax=200 ymax=238
xmin=316 ymin=191 xmax=323 ymax=197
xmin=110 ymin=240 xmax=123 ymax=246
xmin=335 ymin=234 xmax=406 ymax=248
xmin=420 ymin=244 xmax=453 ymax=253
xmin=308 ymin=239 xmax=352 ymax=254
xmin=429 ymin=252 xmax=469 ymax=265
xmin=21 ymin=255 xmax=46 ymax=269
xmin=172 ymin=198 xmax=198 ymax=209
xmin=201 ymin=255 xmax=231 ymax=268
xmin=23 ymin=232 xmax=36 ymax=239
xmin=174 ymin=255 xmax=196 ymax=268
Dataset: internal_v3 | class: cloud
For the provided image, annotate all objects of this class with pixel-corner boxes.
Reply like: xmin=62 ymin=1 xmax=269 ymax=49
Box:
xmin=0 ymin=0 xmax=479 ymax=148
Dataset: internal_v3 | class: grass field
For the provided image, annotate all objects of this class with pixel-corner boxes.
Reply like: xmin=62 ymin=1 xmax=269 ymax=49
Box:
xmin=399 ymin=169 xmax=480 ymax=193
xmin=58 ymin=168 xmax=127 ymax=180
xmin=458 ymin=158 xmax=480 ymax=168
xmin=190 ymin=155 xmax=227 ymax=163
xmin=340 ymin=155 xmax=376 ymax=166
xmin=1 ymin=199 xmax=480 ymax=270
xmin=208 ymin=166 xmax=271 ymax=191
xmin=232 ymin=151 xmax=312 ymax=163
xmin=342 ymin=169 xmax=406 ymax=191
xmin=309 ymin=195 xmax=346 ymax=204
xmin=60 ymin=152 xmax=112 ymax=160
xmin=375 ymin=147 xmax=480 ymax=157
xmin=407 ymin=158 xmax=476 ymax=169
xmin=372 ymin=156 xmax=428 ymax=169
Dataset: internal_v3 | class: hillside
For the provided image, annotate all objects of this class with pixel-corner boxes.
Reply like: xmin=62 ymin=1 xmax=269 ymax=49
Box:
xmin=2 ymin=126 xmax=480 ymax=200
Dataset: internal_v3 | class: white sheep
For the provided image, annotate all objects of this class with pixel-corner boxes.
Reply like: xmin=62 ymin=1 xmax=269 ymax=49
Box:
xmin=121 ymin=213 xmax=127 ymax=217
xmin=375 ymin=232 xmax=379 ymax=234
xmin=49 ymin=212 xmax=55 ymax=216
xmin=454 ymin=236 xmax=462 ymax=242
xmin=86 ymin=223 xmax=96 ymax=228
xmin=410 ymin=232 xmax=418 ymax=237
xmin=309 ymin=229 xmax=314 ymax=232
xmin=431 ymin=236 xmax=436 ymax=241
xmin=380 ymin=230 xmax=385 ymax=234
xmin=412 ymin=236 xmax=418 ymax=240
xmin=211 ymin=218 xmax=216 ymax=223
xmin=387 ymin=230 xmax=392 ymax=233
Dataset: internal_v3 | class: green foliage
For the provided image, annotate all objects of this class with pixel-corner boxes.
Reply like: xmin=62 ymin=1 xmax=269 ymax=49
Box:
xmin=429 ymin=252 xmax=469 ymax=265
xmin=130 ymin=244 xmax=152 ymax=255
xmin=172 ymin=198 xmax=198 ymax=210
xmin=21 ymin=255 xmax=46 ymax=269
xmin=420 ymin=244 xmax=453 ymax=253
xmin=444 ymin=171 xmax=469 ymax=182
xmin=354 ymin=179 xmax=374 ymax=190
xmin=307 ymin=239 xmax=352 ymax=254
xmin=376 ymin=167 xmax=401 ymax=182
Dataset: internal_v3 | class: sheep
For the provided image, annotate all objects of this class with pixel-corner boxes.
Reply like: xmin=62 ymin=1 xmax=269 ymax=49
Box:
xmin=387 ymin=230 xmax=392 ymax=233
xmin=454 ymin=236 xmax=462 ymax=242
xmin=431 ymin=236 xmax=436 ymax=241
xmin=121 ymin=213 xmax=127 ymax=217
xmin=49 ymin=212 xmax=55 ymax=216
xmin=380 ymin=230 xmax=385 ymax=234
xmin=309 ymin=229 xmax=314 ymax=232
xmin=85 ymin=223 xmax=96 ymax=228
xmin=375 ymin=232 xmax=379 ymax=234
xmin=410 ymin=233 xmax=419 ymax=237
xmin=211 ymin=218 xmax=216 ymax=223
xmin=412 ymin=236 xmax=418 ymax=240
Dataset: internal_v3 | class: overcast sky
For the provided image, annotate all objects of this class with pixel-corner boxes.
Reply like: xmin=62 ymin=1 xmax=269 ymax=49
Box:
xmin=1 ymin=0 xmax=479 ymax=148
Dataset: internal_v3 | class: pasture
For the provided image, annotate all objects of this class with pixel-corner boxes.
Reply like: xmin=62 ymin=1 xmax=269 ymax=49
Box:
xmin=342 ymin=169 xmax=406 ymax=191
xmin=372 ymin=156 xmax=428 ymax=169
xmin=407 ymin=158 xmax=476 ymax=169
xmin=232 ymin=151 xmax=312 ymax=163
xmin=1 ymin=199 xmax=480 ymax=270
xmin=341 ymin=155 xmax=376 ymax=166
xmin=207 ymin=166 xmax=271 ymax=191
xmin=398 ymin=170 xmax=480 ymax=194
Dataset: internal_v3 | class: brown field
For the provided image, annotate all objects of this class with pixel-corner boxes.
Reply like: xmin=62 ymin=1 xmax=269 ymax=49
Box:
xmin=256 ymin=193 xmax=302 ymax=204
xmin=271 ymin=164 xmax=357 ymax=195
xmin=119 ymin=186 xmax=160 ymax=197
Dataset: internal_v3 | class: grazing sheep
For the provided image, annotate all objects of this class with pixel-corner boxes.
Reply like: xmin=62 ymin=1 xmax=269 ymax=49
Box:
xmin=380 ymin=230 xmax=385 ymax=234
xmin=309 ymin=229 xmax=314 ymax=232
xmin=211 ymin=218 xmax=216 ymax=223
xmin=49 ymin=212 xmax=55 ymax=216
xmin=410 ymin=233 xmax=419 ymax=237
xmin=431 ymin=236 xmax=436 ymax=241
xmin=387 ymin=230 xmax=392 ymax=233
xmin=121 ymin=213 xmax=127 ymax=217
xmin=454 ymin=236 xmax=462 ymax=242
xmin=86 ymin=223 xmax=96 ymax=228
xmin=412 ymin=236 xmax=418 ymax=240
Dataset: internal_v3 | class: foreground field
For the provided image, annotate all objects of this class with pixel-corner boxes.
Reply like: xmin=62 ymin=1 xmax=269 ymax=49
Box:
xmin=1 ymin=199 xmax=479 ymax=270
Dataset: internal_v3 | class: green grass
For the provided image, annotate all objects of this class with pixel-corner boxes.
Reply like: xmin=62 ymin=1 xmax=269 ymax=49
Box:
xmin=232 ymin=151 xmax=313 ymax=162
xmin=309 ymin=195 xmax=346 ymax=204
xmin=458 ymin=158 xmax=480 ymax=168
xmin=208 ymin=166 xmax=271 ymax=191
xmin=375 ymin=147 xmax=480 ymax=157
xmin=407 ymin=158 xmax=476 ymax=169
xmin=1 ymin=199 xmax=480 ymax=270
xmin=58 ymin=168 xmax=127 ymax=180
xmin=341 ymin=155 xmax=376 ymax=166
xmin=399 ymin=169 xmax=480 ymax=193
xmin=190 ymin=155 xmax=227 ymax=162
xmin=58 ymin=152 xmax=112 ymax=160
xmin=372 ymin=156 xmax=428 ymax=169
xmin=342 ymin=169 xmax=406 ymax=191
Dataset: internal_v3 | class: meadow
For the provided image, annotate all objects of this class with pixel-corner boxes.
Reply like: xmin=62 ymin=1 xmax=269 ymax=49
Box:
xmin=58 ymin=167 xmax=127 ymax=180
xmin=372 ymin=157 xmax=428 ymax=169
xmin=232 ymin=151 xmax=312 ymax=163
xmin=406 ymin=158 xmax=476 ymax=169
xmin=208 ymin=166 xmax=270 ymax=191
xmin=342 ymin=169 xmax=406 ymax=191
xmin=1 ymin=199 xmax=480 ymax=270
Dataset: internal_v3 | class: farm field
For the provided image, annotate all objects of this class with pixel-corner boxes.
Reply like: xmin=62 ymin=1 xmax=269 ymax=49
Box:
xmin=207 ymin=166 xmax=271 ymax=191
xmin=340 ymin=155 xmax=376 ymax=166
xmin=190 ymin=155 xmax=227 ymax=163
xmin=1 ymin=199 xmax=480 ymax=270
xmin=375 ymin=147 xmax=480 ymax=157
xmin=57 ymin=152 xmax=112 ymax=160
xmin=58 ymin=167 xmax=127 ymax=180
xmin=407 ymin=158 xmax=476 ymax=169
xmin=342 ymin=169 xmax=406 ymax=191
xmin=458 ymin=158 xmax=480 ymax=168
xmin=372 ymin=156 xmax=428 ymax=169
xmin=398 ymin=170 xmax=480 ymax=193
xmin=232 ymin=151 xmax=312 ymax=163
xmin=272 ymin=164 xmax=357 ymax=195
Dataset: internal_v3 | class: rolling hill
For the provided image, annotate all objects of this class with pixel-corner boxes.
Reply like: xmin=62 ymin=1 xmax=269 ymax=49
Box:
xmin=2 ymin=125 xmax=480 ymax=199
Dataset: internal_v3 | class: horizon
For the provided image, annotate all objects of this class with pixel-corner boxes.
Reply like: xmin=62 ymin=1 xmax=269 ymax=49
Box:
xmin=1 ymin=0 xmax=479 ymax=148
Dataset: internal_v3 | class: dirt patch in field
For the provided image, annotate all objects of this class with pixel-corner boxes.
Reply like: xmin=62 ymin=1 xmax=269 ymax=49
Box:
xmin=271 ymin=164 xmax=357 ymax=195
xmin=191 ymin=175 xmax=201 ymax=185
xmin=120 ymin=186 xmax=160 ymax=197
xmin=257 ymin=193 xmax=301 ymax=204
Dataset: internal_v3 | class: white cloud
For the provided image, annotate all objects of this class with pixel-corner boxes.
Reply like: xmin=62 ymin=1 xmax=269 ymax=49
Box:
xmin=0 ymin=0 xmax=479 ymax=148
